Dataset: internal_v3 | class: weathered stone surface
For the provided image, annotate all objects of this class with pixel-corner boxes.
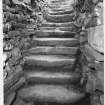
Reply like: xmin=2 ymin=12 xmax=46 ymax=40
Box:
xmin=4 ymin=92 xmax=16 ymax=105
xmin=42 ymin=22 xmax=80 ymax=28
xmin=90 ymin=92 xmax=103 ymax=105
xmin=4 ymin=66 xmax=23 ymax=92
xmin=32 ymin=38 xmax=79 ymax=46
xmin=18 ymin=85 xmax=85 ymax=103
xmin=25 ymin=71 xmax=81 ymax=84
xmin=45 ymin=0 xmax=74 ymax=10
xmin=35 ymin=30 xmax=76 ymax=37
xmin=81 ymin=44 xmax=104 ymax=62
xmin=5 ymin=77 xmax=25 ymax=96
xmin=87 ymin=25 xmax=104 ymax=53
xmin=24 ymin=46 xmax=79 ymax=55
xmin=96 ymin=69 xmax=104 ymax=91
xmin=46 ymin=0 xmax=74 ymax=5
xmin=23 ymin=65 xmax=76 ymax=72
xmin=43 ymin=13 xmax=74 ymax=23
xmin=24 ymin=55 xmax=76 ymax=67
xmin=100 ymin=94 xmax=104 ymax=105
xmin=13 ymin=97 xmax=34 ymax=105
xmin=39 ymin=26 xmax=79 ymax=32
xmin=45 ymin=9 xmax=74 ymax=15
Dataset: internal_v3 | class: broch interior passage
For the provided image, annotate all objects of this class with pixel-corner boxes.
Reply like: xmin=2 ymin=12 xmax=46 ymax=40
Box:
xmin=3 ymin=0 xmax=104 ymax=105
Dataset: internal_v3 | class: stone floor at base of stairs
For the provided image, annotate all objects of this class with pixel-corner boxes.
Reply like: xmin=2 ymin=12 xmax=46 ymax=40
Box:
xmin=12 ymin=94 xmax=91 ymax=105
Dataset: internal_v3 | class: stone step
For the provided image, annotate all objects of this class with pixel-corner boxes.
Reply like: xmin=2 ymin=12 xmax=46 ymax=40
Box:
xmin=45 ymin=0 xmax=74 ymax=5
xmin=23 ymin=46 xmax=79 ymax=55
xmin=45 ymin=8 xmax=74 ymax=15
xmin=24 ymin=71 xmax=81 ymax=84
xmin=45 ymin=1 xmax=74 ymax=10
xmin=24 ymin=55 xmax=76 ymax=67
xmin=50 ymin=0 xmax=68 ymax=3
xmin=23 ymin=65 xmax=76 ymax=72
xmin=18 ymin=85 xmax=85 ymax=103
xmin=39 ymin=26 xmax=79 ymax=32
xmin=31 ymin=38 xmax=79 ymax=46
xmin=35 ymin=30 xmax=76 ymax=38
xmin=42 ymin=22 xmax=80 ymax=27
xmin=43 ymin=13 xmax=74 ymax=23
xmin=47 ymin=6 xmax=73 ymax=11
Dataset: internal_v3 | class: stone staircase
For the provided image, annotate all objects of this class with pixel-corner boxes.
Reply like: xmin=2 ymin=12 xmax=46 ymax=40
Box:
xmin=17 ymin=0 xmax=85 ymax=104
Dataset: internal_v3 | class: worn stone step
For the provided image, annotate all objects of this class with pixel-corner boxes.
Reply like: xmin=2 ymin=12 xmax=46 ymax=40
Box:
xmin=18 ymin=85 xmax=85 ymax=103
xmin=43 ymin=13 xmax=74 ymax=23
xmin=39 ymin=26 xmax=79 ymax=32
xmin=31 ymin=38 xmax=79 ymax=46
xmin=35 ymin=30 xmax=76 ymax=38
xmin=50 ymin=0 xmax=68 ymax=3
xmin=23 ymin=65 xmax=76 ymax=72
xmin=47 ymin=6 xmax=73 ymax=11
xmin=45 ymin=8 xmax=74 ymax=15
xmin=48 ymin=0 xmax=74 ymax=5
xmin=24 ymin=55 xmax=76 ymax=67
xmin=24 ymin=46 xmax=79 ymax=55
xmin=24 ymin=71 xmax=81 ymax=84
xmin=42 ymin=22 xmax=80 ymax=27
xmin=45 ymin=0 xmax=74 ymax=5
xmin=45 ymin=1 xmax=74 ymax=10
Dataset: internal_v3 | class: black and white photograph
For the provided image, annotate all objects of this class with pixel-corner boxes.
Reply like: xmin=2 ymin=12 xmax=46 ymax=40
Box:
xmin=3 ymin=0 xmax=104 ymax=105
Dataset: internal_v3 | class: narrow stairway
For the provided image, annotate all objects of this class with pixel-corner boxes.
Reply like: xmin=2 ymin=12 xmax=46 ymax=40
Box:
xmin=18 ymin=0 xmax=85 ymax=104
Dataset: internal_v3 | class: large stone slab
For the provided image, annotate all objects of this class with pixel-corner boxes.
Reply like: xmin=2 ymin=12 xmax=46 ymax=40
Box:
xmin=25 ymin=71 xmax=81 ymax=84
xmin=24 ymin=46 xmax=79 ymax=55
xmin=18 ymin=85 xmax=85 ymax=103
xmin=32 ymin=38 xmax=79 ymax=46
xmin=43 ymin=13 xmax=74 ymax=23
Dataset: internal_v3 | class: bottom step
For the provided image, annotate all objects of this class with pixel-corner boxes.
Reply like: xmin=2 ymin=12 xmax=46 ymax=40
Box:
xmin=18 ymin=85 xmax=85 ymax=103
